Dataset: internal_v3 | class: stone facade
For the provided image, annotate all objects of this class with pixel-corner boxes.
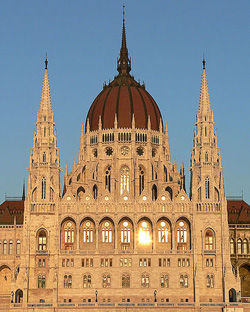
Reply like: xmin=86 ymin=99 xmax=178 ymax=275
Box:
xmin=0 ymin=18 xmax=249 ymax=312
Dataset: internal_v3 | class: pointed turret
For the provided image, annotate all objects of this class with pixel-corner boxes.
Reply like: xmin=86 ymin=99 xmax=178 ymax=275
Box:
xmin=117 ymin=5 xmax=131 ymax=75
xmin=22 ymin=180 xmax=25 ymax=201
xmin=27 ymin=57 xmax=61 ymax=204
xmin=39 ymin=56 xmax=52 ymax=112
xmin=190 ymin=59 xmax=224 ymax=202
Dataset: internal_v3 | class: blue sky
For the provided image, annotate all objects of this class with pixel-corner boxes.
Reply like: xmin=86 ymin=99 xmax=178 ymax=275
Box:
xmin=0 ymin=0 xmax=249 ymax=203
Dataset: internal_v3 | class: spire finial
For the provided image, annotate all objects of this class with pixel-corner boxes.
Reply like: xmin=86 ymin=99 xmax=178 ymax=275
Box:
xmin=117 ymin=5 xmax=131 ymax=75
xmin=45 ymin=53 xmax=48 ymax=70
xmin=123 ymin=3 xmax=125 ymax=24
xmin=202 ymin=54 xmax=206 ymax=70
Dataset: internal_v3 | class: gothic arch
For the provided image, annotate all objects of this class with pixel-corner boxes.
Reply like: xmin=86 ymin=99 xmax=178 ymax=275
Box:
xmin=80 ymin=217 xmax=96 ymax=250
xmin=156 ymin=217 xmax=172 ymax=250
xmin=77 ymin=186 xmax=86 ymax=198
xmin=0 ymin=265 xmax=11 ymax=297
xmin=118 ymin=217 xmax=134 ymax=251
xmin=239 ymin=264 xmax=250 ymax=299
xmin=137 ymin=217 xmax=153 ymax=251
xmin=204 ymin=227 xmax=216 ymax=251
xmin=175 ymin=217 xmax=191 ymax=251
xmin=152 ymin=184 xmax=157 ymax=200
xmin=60 ymin=217 xmax=77 ymax=250
xmin=99 ymin=217 xmax=115 ymax=251
xmin=36 ymin=228 xmax=48 ymax=251
xmin=165 ymin=186 xmax=172 ymax=200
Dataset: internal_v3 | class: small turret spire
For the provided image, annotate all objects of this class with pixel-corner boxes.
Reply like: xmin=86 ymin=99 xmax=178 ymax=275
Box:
xmin=45 ymin=53 xmax=48 ymax=70
xmin=202 ymin=54 xmax=205 ymax=70
xmin=117 ymin=5 xmax=131 ymax=75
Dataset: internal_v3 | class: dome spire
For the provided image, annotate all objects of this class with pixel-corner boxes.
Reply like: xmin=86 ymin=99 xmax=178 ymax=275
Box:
xmin=117 ymin=4 xmax=131 ymax=75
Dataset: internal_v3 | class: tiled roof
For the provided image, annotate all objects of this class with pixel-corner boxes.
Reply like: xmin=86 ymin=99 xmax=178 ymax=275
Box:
xmin=0 ymin=200 xmax=24 ymax=225
xmin=227 ymin=200 xmax=250 ymax=224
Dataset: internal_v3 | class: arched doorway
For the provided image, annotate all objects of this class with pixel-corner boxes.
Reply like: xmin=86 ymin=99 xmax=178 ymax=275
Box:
xmin=0 ymin=265 xmax=11 ymax=303
xmin=239 ymin=264 xmax=250 ymax=301
xmin=229 ymin=288 xmax=237 ymax=302
xmin=15 ymin=289 xmax=23 ymax=303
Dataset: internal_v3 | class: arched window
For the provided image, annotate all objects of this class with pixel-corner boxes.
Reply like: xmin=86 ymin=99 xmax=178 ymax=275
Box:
xmin=38 ymin=275 xmax=45 ymax=288
xmin=165 ymin=186 xmax=172 ymax=200
xmin=103 ymin=274 xmax=111 ymax=288
xmin=64 ymin=275 xmax=72 ymax=288
xmin=230 ymin=239 xmax=235 ymax=254
xmin=141 ymin=274 xmax=149 ymax=288
xmin=83 ymin=274 xmax=91 ymax=288
xmin=207 ymin=274 xmax=214 ymax=288
xmin=164 ymin=166 xmax=168 ymax=182
xmin=83 ymin=221 xmax=94 ymax=243
xmin=180 ymin=275 xmax=188 ymax=288
xmin=43 ymin=152 xmax=46 ymax=163
xmin=64 ymin=222 xmax=75 ymax=244
xmin=160 ymin=274 xmax=169 ymax=288
xmin=9 ymin=240 xmax=13 ymax=255
xmin=158 ymin=221 xmax=169 ymax=243
xmin=122 ymin=274 xmax=130 ymax=288
xmin=120 ymin=167 xmax=129 ymax=194
xmin=243 ymin=239 xmax=248 ymax=254
xmin=139 ymin=166 xmax=145 ymax=195
xmin=3 ymin=240 xmax=7 ymax=255
xmin=152 ymin=184 xmax=157 ymax=200
xmin=198 ymin=187 xmax=201 ymax=201
xmin=205 ymin=152 xmax=208 ymax=162
xmin=42 ymin=177 xmax=46 ymax=199
xmin=16 ymin=240 xmax=20 ymax=255
xmin=93 ymin=184 xmax=98 ymax=199
xmin=38 ymin=230 xmax=47 ymax=251
xmin=237 ymin=239 xmax=242 ymax=254
xmin=205 ymin=230 xmax=214 ymax=251
xmin=177 ymin=221 xmax=187 ymax=248
xmin=139 ymin=221 xmax=151 ymax=245
xmin=105 ymin=166 xmax=111 ymax=192
xmin=121 ymin=227 xmax=131 ymax=243
xmin=50 ymin=187 xmax=54 ymax=201
xmin=205 ymin=177 xmax=210 ymax=199
xmin=102 ymin=221 xmax=112 ymax=243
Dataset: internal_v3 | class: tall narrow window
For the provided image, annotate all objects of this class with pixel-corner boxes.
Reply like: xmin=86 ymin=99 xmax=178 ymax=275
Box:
xmin=102 ymin=221 xmax=112 ymax=243
xmin=42 ymin=177 xmax=46 ymax=199
xmin=205 ymin=152 xmax=208 ymax=162
xmin=164 ymin=166 xmax=168 ymax=182
xmin=243 ymin=239 xmax=248 ymax=254
xmin=121 ymin=227 xmax=131 ymax=243
xmin=103 ymin=274 xmax=111 ymax=288
xmin=93 ymin=184 xmax=98 ymax=199
xmin=207 ymin=275 xmax=214 ymax=288
xmin=141 ymin=274 xmax=149 ymax=288
xmin=152 ymin=184 xmax=157 ymax=200
xmin=120 ymin=167 xmax=129 ymax=194
xmin=9 ymin=240 xmax=13 ymax=255
xmin=122 ymin=274 xmax=130 ymax=288
xmin=230 ymin=239 xmax=235 ymax=254
xmin=139 ymin=166 xmax=145 ymax=195
xmin=3 ymin=240 xmax=7 ymax=255
xmin=205 ymin=177 xmax=210 ymax=199
xmin=83 ymin=221 xmax=94 ymax=243
xmin=64 ymin=221 xmax=75 ymax=249
xmin=83 ymin=275 xmax=91 ymax=288
xmin=160 ymin=274 xmax=169 ymax=288
xmin=158 ymin=221 xmax=169 ymax=243
xmin=43 ymin=152 xmax=46 ymax=163
xmin=105 ymin=167 xmax=111 ymax=192
xmin=237 ymin=239 xmax=242 ymax=254
xmin=38 ymin=231 xmax=47 ymax=251
xmin=16 ymin=240 xmax=20 ymax=255
xmin=205 ymin=230 xmax=214 ymax=251
xmin=180 ymin=275 xmax=188 ymax=287
xmin=38 ymin=275 xmax=45 ymax=288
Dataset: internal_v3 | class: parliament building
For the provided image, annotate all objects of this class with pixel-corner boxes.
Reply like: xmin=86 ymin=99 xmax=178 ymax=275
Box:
xmin=0 ymin=15 xmax=250 ymax=312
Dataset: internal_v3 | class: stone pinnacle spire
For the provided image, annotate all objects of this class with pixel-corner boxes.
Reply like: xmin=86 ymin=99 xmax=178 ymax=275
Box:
xmin=198 ymin=57 xmax=211 ymax=115
xmin=117 ymin=4 xmax=131 ymax=75
xmin=39 ymin=55 xmax=52 ymax=112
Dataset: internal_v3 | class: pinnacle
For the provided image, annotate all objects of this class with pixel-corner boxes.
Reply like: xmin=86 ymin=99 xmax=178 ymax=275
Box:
xmin=40 ymin=68 xmax=52 ymax=112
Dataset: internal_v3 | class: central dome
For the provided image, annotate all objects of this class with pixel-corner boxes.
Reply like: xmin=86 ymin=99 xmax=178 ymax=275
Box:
xmin=86 ymin=18 xmax=162 ymax=132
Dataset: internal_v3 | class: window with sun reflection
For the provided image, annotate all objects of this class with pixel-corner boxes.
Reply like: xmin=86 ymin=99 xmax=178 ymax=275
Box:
xmin=139 ymin=221 xmax=151 ymax=244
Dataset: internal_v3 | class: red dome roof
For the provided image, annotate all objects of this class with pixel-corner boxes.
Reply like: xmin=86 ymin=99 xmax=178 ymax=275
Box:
xmin=86 ymin=17 xmax=162 ymax=132
xmin=86 ymin=75 xmax=162 ymax=131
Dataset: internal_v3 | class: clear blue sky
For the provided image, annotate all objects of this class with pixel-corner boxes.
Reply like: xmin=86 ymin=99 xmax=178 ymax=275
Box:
xmin=0 ymin=0 xmax=249 ymax=203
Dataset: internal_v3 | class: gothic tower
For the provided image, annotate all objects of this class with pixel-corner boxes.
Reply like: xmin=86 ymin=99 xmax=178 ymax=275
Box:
xmin=190 ymin=59 xmax=239 ymax=303
xmin=16 ymin=58 xmax=61 ymax=306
